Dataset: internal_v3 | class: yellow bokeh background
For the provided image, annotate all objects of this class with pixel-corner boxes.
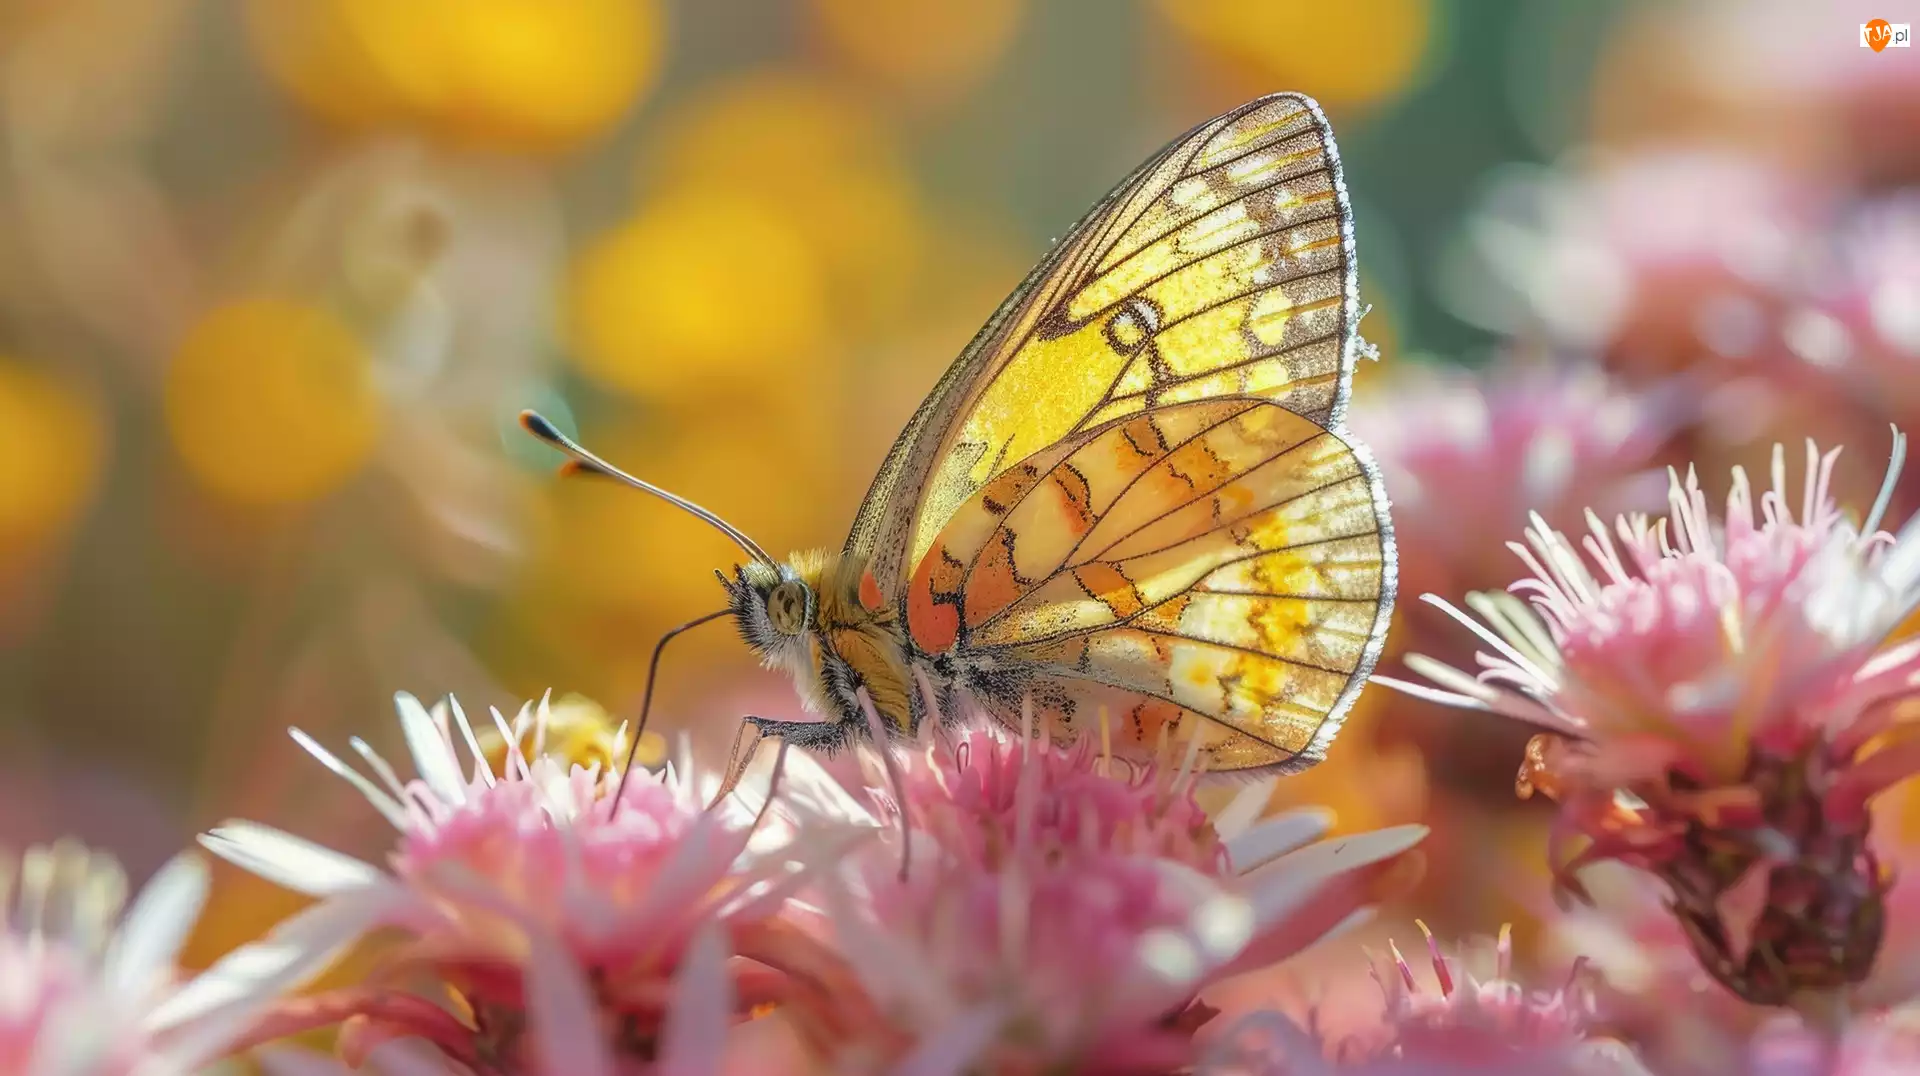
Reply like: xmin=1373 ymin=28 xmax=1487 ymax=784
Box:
xmin=245 ymin=0 xmax=664 ymax=152
xmin=164 ymin=298 xmax=385 ymax=507
xmin=0 ymin=363 xmax=104 ymax=559
xmin=1 ymin=0 xmax=1906 ymax=1018
xmin=1154 ymin=0 xmax=1435 ymax=111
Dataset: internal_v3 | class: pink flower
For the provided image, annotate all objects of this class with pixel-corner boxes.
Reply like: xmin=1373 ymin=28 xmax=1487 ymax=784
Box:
xmin=1617 ymin=0 xmax=1920 ymax=190
xmin=1349 ymin=360 xmax=1678 ymax=611
xmin=891 ymin=726 xmax=1231 ymax=874
xmin=1741 ymin=1011 xmax=1920 ymax=1076
xmin=1347 ymin=358 xmax=1679 ymax=801
xmin=1812 ymin=196 xmax=1920 ymax=410
xmin=198 ymin=692 xmax=853 ymax=1072
xmin=769 ymin=719 xmax=1428 ymax=1075
xmin=1761 ymin=195 xmax=1920 ymax=515
xmin=0 ymin=841 xmax=349 ymax=1075
xmin=1200 ymin=922 xmax=1629 ymax=1075
xmin=1443 ymin=151 xmax=1825 ymax=373
xmin=1539 ymin=855 xmax=1920 ymax=1076
xmin=1378 ymin=439 xmax=1920 ymax=1009
xmin=1541 ymin=863 xmax=1763 ymax=1076
xmin=251 ymin=924 xmax=815 ymax=1076
xmin=1355 ymin=924 xmax=1601 ymax=1065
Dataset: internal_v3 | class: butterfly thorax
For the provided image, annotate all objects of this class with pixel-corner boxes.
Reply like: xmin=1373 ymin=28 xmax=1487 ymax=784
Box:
xmin=721 ymin=549 xmax=924 ymax=741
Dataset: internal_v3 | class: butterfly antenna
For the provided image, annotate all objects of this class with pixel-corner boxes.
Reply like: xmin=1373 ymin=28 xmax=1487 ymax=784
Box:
xmin=609 ymin=607 xmax=732 ymax=815
xmin=519 ymin=410 xmax=778 ymax=567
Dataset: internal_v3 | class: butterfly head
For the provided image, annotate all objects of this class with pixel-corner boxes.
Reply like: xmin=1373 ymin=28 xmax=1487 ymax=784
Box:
xmin=517 ymin=408 xmax=825 ymax=668
xmin=720 ymin=560 xmax=818 ymax=663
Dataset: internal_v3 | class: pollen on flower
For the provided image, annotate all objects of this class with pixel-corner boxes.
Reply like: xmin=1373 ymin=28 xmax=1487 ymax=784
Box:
xmin=468 ymin=690 xmax=666 ymax=778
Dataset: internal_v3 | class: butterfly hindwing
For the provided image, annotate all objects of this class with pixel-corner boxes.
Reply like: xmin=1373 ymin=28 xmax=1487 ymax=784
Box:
xmin=905 ymin=397 xmax=1390 ymax=772
xmin=847 ymin=93 xmax=1365 ymax=609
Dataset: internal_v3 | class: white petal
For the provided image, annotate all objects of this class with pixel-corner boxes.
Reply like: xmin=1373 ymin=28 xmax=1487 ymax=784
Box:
xmin=819 ymin=873 xmax=951 ymax=1024
xmin=147 ymin=885 xmax=404 ymax=1036
xmin=1318 ymin=907 xmax=1376 ymax=946
xmin=891 ymin=1004 xmax=1007 ymax=1076
xmin=1396 ymin=657 xmax=1572 ymax=729
xmin=1421 ymin=592 xmax=1559 ymax=688
xmin=657 ymin=926 xmax=731 ymax=1076
xmin=1863 ymin=426 xmax=1906 ymax=539
xmin=1241 ymin=824 xmax=1428 ymax=927
xmin=1368 ymin=672 xmax=1491 ymax=710
xmin=347 ymin=738 xmax=412 ymax=805
xmin=396 ymin=692 xmax=468 ymax=807
xmin=104 ymin=853 xmax=210 ymax=995
xmin=289 ymin=728 xmax=408 ymax=830
xmin=1210 ymin=778 xmax=1278 ymax=843
xmin=765 ymin=747 xmax=876 ymax=828
xmin=1269 ymin=824 xmax=1429 ymax=880
xmin=525 ymin=938 xmax=612 ymax=1076
xmin=198 ymin=822 xmax=385 ymax=897
xmin=447 ymin=697 xmax=496 ymax=788
xmin=1224 ymin=807 xmax=1333 ymax=875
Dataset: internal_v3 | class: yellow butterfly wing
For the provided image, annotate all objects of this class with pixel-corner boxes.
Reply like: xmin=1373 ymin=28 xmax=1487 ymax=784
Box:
xmin=856 ymin=93 xmax=1394 ymax=773
xmin=848 ymin=93 xmax=1369 ymax=600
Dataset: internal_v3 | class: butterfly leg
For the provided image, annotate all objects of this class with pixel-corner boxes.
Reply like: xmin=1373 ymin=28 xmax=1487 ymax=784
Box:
xmin=706 ymin=715 xmax=861 ymax=808
xmin=724 ymin=712 xmax=914 ymax=881
xmin=743 ymin=715 xmax=862 ymax=752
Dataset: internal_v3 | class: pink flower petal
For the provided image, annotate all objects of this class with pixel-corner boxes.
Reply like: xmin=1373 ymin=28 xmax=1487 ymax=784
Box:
xmin=658 ymin=926 xmax=733 ymax=1076
xmin=524 ymin=935 xmax=613 ymax=1076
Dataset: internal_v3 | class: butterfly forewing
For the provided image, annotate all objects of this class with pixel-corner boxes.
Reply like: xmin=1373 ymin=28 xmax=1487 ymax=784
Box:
xmin=847 ymin=92 xmax=1393 ymax=774
xmin=847 ymin=94 xmax=1364 ymax=603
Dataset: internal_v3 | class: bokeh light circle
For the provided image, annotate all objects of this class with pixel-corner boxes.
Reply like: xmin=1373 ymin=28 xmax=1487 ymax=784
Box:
xmin=0 ymin=363 xmax=105 ymax=554
xmin=165 ymin=298 xmax=383 ymax=506
xmin=244 ymin=0 xmax=663 ymax=152
xmin=567 ymin=187 xmax=831 ymax=398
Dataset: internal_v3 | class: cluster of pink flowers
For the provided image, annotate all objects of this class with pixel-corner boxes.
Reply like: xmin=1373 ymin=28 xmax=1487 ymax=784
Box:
xmin=7 ymin=687 xmax=1436 ymax=1076
xmin=763 ymin=721 xmax=1429 ymax=1074
xmin=16 ymin=444 xmax=1920 ymax=1076
xmin=0 ymin=838 xmax=358 ymax=1075
xmin=1378 ymin=435 xmax=1920 ymax=1066
xmin=21 ymin=420 xmax=1920 ymax=1076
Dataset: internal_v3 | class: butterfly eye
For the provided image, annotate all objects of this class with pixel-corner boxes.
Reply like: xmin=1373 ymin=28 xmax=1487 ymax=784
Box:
xmin=765 ymin=579 xmax=811 ymax=636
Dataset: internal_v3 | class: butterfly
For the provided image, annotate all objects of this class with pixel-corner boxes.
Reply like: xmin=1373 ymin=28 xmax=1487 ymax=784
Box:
xmin=524 ymin=91 xmax=1396 ymax=780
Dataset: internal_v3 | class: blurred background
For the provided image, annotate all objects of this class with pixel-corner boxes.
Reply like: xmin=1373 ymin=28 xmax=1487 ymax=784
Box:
xmin=1 ymin=0 xmax=1916 ymax=985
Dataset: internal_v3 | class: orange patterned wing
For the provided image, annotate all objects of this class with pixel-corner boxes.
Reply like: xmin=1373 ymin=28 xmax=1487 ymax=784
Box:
xmin=905 ymin=397 xmax=1393 ymax=773
xmin=846 ymin=93 xmax=1370 ymax=608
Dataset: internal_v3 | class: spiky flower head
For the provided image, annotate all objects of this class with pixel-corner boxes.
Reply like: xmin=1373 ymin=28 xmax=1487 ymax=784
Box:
xmin=199 ymin=691 xmax=847 ymax=1071
xmin=771 ymin=715 xmax=1427 ymax=1075
xmin=1357 ymin=924 xmax=1601 ymax=1065
xmin=1 ymin=841 xmax=346 ymax=1075
xmin=1379 ymin=438 xmax=1920 ymax=1009
xmin=892 ymin=725 xmax=1231 ymax=875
